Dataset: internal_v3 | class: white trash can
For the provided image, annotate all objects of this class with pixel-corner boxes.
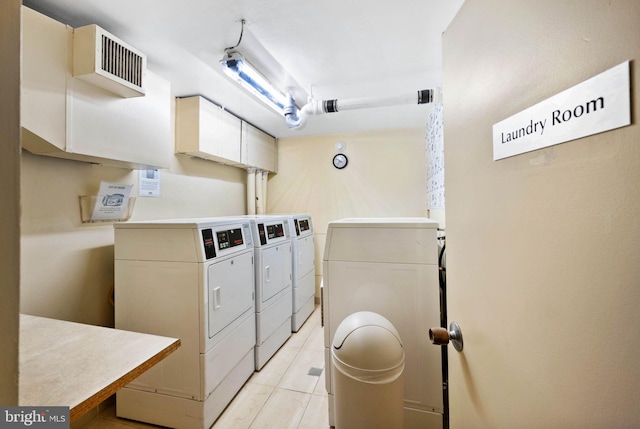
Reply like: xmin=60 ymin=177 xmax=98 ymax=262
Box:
xmin=331 ymin=311 xmax=405 ymax=429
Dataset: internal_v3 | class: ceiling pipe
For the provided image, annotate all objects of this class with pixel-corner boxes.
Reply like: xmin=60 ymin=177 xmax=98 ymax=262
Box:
xmin=285 ymin=88 xmax=442 ymax=130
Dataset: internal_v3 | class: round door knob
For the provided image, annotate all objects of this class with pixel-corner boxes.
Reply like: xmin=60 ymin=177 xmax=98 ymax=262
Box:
xmin=429 ymin=327 xmax=450 ymax=345
xmin=429 ymin=321 xmax=463 ymax=352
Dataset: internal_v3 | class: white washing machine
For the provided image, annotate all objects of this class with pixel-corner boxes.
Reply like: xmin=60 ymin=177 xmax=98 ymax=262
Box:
xmin=323 ymin=218 xmax=443 ymax=429
xmin=284 ymin=214 xmax=316 ymax=332
xmin=245 ymin=215 xmax=293 ymax=370
xmin=114 ymin=217 xmax=256 ymax=429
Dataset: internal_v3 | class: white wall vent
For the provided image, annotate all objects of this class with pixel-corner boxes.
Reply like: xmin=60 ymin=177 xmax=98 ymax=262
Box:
xmin=73 ymin=24 xmax=146 ymax=98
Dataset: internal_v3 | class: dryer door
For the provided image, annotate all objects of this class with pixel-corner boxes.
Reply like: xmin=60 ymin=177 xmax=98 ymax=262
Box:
xmin=208 ymin=250 xmax=254 ymax=340
xmin=258 ymin=244 xmax=291 ymax=306
xmin=297 ymin=235 xmax=315 ymax=279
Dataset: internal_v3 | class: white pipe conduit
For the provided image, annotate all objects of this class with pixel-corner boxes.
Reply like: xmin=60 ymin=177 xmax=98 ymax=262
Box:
xmin=262 ymin=170 xmax=269 ymax=214
xmin=247 ymin=168 xmax=269 ymax=215
xmin=246 ymin=168 xmax=256 ymax=215
xmin=285 ymin=88 xmax=441 ymax=130
xmin=255 ymin=169 xmax=264 ymax=214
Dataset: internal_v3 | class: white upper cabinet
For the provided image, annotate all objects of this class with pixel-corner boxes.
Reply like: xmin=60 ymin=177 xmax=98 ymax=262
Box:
xmin=242 ymin=122 xmax=277 ymax=173
xmin=21 ymin=6 xmax=172 ymax=170
xmin=175 ymin=96 xmax=243 ymax=166
xmin=175 ymin=96 xmax=278 ymax=173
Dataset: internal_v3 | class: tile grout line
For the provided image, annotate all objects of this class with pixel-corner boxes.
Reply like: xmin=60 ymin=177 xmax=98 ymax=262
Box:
xmin=246 ymin=385 xmax=278 ymax=429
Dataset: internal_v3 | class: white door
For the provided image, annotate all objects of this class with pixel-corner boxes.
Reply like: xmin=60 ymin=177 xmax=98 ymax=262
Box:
xmin=442 ymin=2 xmax=640 ymax=428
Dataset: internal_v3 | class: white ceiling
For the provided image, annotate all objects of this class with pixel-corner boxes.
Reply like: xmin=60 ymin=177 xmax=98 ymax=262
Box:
xmin=23 ymin=0 xmax=464 ymax=138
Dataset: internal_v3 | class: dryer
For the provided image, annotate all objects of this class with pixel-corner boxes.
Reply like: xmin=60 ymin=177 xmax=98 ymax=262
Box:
xmin=245 ymin=215 xmax=293 ymax=370
xmin=114 ymin=217 xmax=256 ymax=429
xmin=284 ymin=214 xmax=316 ymax=332
xmin=323 ymin=218 xmax=443 ymax=429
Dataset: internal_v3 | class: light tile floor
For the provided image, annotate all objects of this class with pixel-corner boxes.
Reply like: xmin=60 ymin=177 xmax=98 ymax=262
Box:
xmin=84 ymin=306 xmax=329 ymax=429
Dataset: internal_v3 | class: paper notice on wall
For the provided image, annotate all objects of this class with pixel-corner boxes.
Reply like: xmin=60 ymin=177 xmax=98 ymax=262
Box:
xmin=139 ymin=169 xmax=161 ymax=197
xmin=427 ymin=103 xmax=445 ymax=210
xmin=92 ymin=182 xmax=133 ymax=220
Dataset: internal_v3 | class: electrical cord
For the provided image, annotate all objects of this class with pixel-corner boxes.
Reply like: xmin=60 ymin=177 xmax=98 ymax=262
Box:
xmin=225 ymin=19 xmax=246 ymax=52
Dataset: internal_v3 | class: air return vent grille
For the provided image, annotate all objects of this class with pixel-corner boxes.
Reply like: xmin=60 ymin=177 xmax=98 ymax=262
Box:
xmin=100 ymin=34 xmax=144 ymax=88
xmin=73 ymin=24 xmax=146 ymax=98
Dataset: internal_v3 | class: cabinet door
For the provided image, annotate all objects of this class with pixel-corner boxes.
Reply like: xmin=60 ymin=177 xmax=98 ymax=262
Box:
xmin=242 ymin=121 xmax=277 ymax=172
xmin=200 ymin=98 xmax=242 ymax=163
xmin=176 ymin=96 xmax=243 ymax=165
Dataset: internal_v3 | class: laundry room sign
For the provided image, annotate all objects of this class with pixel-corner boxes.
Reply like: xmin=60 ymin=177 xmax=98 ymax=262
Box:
xmin=493 ymin=61 xmax=630 ymax=160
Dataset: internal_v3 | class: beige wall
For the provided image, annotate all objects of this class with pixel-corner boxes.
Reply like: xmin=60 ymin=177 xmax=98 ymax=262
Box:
xmin=0 ymin=0 xmax=21 ymax=405
xmin=444 ymin=1 xmax=640 ymax=427
xmin=268 ymin=127 xmax=429 ymax=297
xmin=19 ymin=125 xmax=430 ymax=327
xmin=21 ymin=143 xmax=246 ymax=327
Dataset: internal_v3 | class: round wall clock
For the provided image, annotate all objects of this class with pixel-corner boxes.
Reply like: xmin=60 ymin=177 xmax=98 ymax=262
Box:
xmin=332 ymin=153 xmax=348 ymax=169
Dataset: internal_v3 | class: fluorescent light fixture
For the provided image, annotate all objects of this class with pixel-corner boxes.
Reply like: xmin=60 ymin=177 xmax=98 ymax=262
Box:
xmin=220 ymin=51 xmax=289 ymax=115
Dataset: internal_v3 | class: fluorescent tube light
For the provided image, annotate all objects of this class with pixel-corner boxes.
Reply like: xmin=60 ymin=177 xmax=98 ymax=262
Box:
xmin=220 ymin=51 xmax=289 ymax=115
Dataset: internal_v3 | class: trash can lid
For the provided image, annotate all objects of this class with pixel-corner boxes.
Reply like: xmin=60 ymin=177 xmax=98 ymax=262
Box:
xmin=332 ymin=311 xmax=404 ymax=372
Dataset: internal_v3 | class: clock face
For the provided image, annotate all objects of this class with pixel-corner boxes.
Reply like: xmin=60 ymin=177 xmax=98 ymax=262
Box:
xmin=333 ymin=153 xmax=348 ymax=169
